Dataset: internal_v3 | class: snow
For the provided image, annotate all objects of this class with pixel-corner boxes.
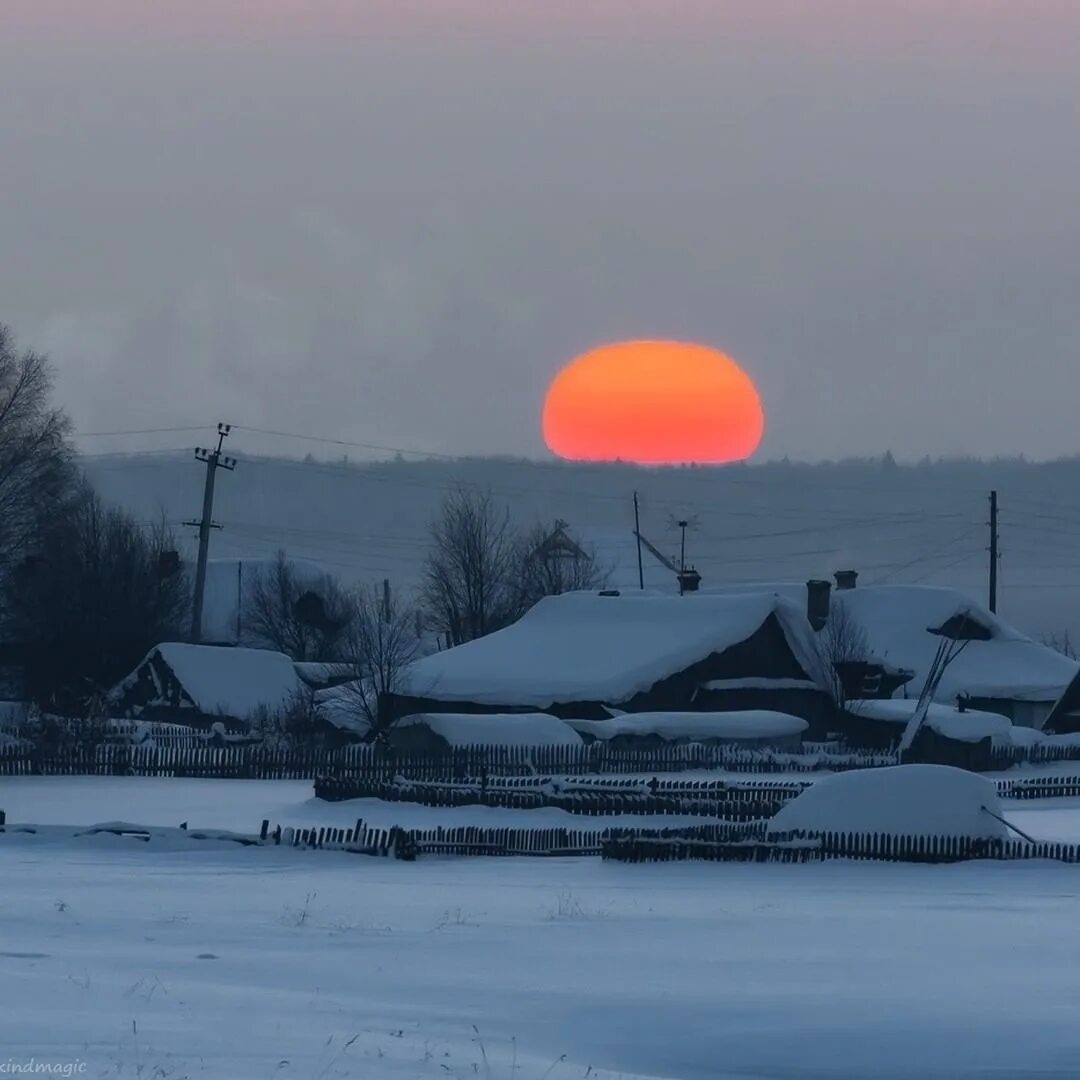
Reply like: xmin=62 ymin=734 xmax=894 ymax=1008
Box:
xmin=1043 ymin=732 xmax=1080 ymax=748
xmin=118 ymin=643 xmax=304 ymax=721
xmin=397 ymin=712 xmax=583 ymax=747
xmin=568 ymin=710 xmax=808 ymax=742
xmin=769 ymin=764 xmax=1008 ymax=839
xmin=400 ymin=589 xmax=829 ymax=709
xmin=852 ymin=698 xmax=1014 ymax=743
xmin=5 ymin=808 xmax=1080 ymax=1078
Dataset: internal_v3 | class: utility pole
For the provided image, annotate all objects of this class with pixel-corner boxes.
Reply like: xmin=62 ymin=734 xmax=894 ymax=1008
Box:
xmin=633 ymin=492 xmax=644 ymax=590
xmin=988 ymin=490 xmax=999 ymax=614
xmin=186 ymin=423 xmax=237 ymax=643
xmin=677 ymin=520 xmax=689 ymax=597
xmin=382 ymin=578 xmax=391 ymax=623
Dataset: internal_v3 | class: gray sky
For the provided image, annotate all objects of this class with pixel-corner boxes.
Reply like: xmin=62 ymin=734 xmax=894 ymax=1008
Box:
xmin=2 ymin=3 xmax=1079 ymax=461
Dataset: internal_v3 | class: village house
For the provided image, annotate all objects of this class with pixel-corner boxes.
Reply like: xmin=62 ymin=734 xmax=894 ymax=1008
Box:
xmin=704 ymin=576 xmax=1079 ymax=731
xmin=109 ymin=643 xmax=305 ymax=729
xmin=381 ymin=588 xmax=835 ymax=739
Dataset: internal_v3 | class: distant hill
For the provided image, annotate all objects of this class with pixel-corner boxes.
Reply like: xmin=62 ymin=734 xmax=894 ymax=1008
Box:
xmin=83 ymin=451 xmax=1080 ymax=640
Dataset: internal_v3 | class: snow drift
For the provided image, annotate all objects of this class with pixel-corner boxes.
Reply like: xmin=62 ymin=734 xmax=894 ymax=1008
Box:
xmin=768 ymin=765 xmax=1008 ymax=840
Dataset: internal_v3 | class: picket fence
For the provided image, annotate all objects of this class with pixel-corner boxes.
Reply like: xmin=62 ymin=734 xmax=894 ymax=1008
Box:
xmin=313 ymin=774 xmax=797 ymax=820
xmin=5 ymin=808 xmax=1078 ymax=867
xmin=988 ymin=742 xmax=1080 ymax=769
xmin=601 ymin=825 xmax=1080 ymax=865
xmin=0 ymin=740 xmax=898 ymax=781
xmin=995 ymin=775 xmax=1080 ymax=800
xmin=261 ymin=816 xmax=1080 ymax=865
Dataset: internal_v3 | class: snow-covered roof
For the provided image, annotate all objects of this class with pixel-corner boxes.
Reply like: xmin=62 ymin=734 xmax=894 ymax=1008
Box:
xmin=568 ymin=710 xmax=808 ymax=742
xmin=705 ymin=583 xmax=1078 ymax=705
xmin=120 ymin=643 xmax=304 ymax=721
xmin=768 ymin=764 xmax=1007 ymax=840
xmin=399 ymin=590 xmax=830 ymax=709
xmin=294 ymin=662 xmax=357 ymax=687
xmin=396 ymin=712 xmax=583 ymax=748
xmin=851 ymin=699 xmax=1013 ymax=743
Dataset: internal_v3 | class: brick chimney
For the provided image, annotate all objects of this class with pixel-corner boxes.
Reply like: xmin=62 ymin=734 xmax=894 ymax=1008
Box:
xmin=834 ymin=569 xmax=859 ymax=591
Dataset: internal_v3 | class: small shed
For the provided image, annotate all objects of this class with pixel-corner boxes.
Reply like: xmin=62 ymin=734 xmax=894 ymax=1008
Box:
xmin=387 ymin=712 xmax=584 ymax=754
xmin=110 ymin=643 xmax=304 ymax=729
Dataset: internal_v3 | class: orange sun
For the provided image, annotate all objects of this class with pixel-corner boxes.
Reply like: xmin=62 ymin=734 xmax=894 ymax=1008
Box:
xmin=542 ymin=340 xmax=765 ymax=465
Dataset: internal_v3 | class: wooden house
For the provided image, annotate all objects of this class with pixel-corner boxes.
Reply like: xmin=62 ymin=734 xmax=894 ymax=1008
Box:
xmin=109 ymin=643 xmax=304 ymax=729
xmin=383 ymin=589 xmax=835 ymax=735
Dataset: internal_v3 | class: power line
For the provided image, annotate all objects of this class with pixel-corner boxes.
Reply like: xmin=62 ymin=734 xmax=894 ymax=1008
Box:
xmin=76 ymin=425 xmax=212 ymax=437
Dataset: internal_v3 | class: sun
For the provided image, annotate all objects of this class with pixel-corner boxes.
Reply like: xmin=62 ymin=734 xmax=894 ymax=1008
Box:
xmin=542 ymin=340 xmax=765 ymax=465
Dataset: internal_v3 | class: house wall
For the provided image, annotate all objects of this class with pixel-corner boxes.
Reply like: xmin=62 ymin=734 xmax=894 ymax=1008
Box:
xmin=693 ymin=686 xmax=834 ymax=737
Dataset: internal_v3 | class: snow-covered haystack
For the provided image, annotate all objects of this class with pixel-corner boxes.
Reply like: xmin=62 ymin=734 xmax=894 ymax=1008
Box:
xmin=767 ymin=765 xmax=1008 ymax=840
xmin=568 ymin=711 xmax=807 ymax=743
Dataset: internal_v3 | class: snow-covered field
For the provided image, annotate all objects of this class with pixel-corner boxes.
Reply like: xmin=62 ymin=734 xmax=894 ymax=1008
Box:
xmin=5 ymin=777 xmax=1080 ymax=1079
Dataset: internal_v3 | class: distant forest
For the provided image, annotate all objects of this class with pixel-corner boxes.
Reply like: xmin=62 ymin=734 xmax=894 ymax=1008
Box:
xmin=84 ymin=449 xmax=1080 ymax=641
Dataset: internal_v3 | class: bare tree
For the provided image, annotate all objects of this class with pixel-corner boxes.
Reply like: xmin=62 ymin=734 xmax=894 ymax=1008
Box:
xmin=513 ymin=521 xmax=610 ymax=611
xmin=421 ymin=488 xmax=519 ymax=646
xmin=243 ymin=550 xmax=352 ymax=660
xmin=334 ymin=583 xmax=420 ymax=738
xmin=7 ymin=488 xmax=190 ymax=714
xmin=1042 ymin=631 xmax=1078 ymax=661
xmin=816 ymin=599 xmax=872 ymax=710
xmin=0 ymin=326 xmax=75 ymax=614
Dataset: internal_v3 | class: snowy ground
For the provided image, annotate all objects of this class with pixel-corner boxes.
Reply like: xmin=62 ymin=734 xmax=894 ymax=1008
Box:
xmin=5 ymin=777 xmax=1080 ymax=1079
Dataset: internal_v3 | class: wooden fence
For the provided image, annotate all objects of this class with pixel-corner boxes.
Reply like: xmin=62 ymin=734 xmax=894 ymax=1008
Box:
xmin=601 ymin=825 xmax=1080 ymax=865
xmin=264 ymin=816 xmax=1080 ymax=865
xmin=6 ymin=808 xmax=1079 ymax=866
xmin=0 ymin=740 xmax=897 ymax=781
xmin=995 ymin=775 xmax=1080 ymax=800
xmin=988 ymin=742 xmax=1080 ymax=769
xmin=313 ymin=774 xmax=797 ymax=820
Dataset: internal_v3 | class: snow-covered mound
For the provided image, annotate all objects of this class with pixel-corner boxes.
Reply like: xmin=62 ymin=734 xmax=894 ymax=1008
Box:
xmin=568 ymin=711 xmax=807 ymax=742
xmin=396 ymin=712 xmax=583 ymax=747
xmin=768 ymin=765 xmax=1008 ymax=840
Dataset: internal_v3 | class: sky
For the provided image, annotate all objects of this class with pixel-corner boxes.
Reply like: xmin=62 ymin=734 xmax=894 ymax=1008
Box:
xmin=2 ymin=2 xmax=1080 ymax=462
